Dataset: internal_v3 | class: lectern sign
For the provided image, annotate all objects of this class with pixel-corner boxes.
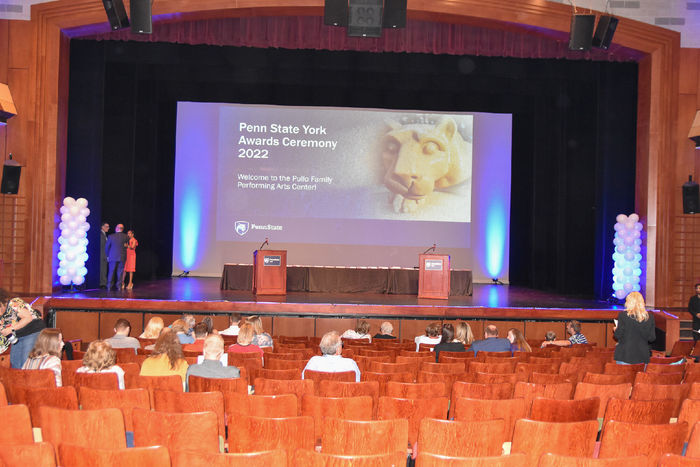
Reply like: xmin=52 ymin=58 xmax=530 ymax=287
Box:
xmin=425 ymin=259 xmax=443 ymax=271
xmin=264 ymin=255 xmax=281 ymax=266
xmin=253 ymin=250 xmax=287 ymax=295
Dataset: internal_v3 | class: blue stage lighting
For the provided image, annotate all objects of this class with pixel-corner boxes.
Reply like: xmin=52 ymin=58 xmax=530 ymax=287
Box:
xmin=485 ymin=199 xmax=506 ymax=279
xmin=179 ymin=184 xmax=201 ymax=269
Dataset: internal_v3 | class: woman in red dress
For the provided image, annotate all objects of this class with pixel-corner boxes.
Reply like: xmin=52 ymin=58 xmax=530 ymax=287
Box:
xmin=124 ymin=230 xmax=138 ymax=289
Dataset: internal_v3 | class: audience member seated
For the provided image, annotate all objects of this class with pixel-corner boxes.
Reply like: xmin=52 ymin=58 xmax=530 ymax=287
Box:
xmin=434 ymin=323 xmax=466 ymax=362
xmin=201 ymin=316 xmax=215 ymax=334
xmin=186 ymin=334 xmax=240 ymax=390
xmin=182 ymin=314 xmax=196 ymax=336
xmin=171 ymin=319 xmax=195 ymax=345
xmin=248 ymin=316 xmax=273 ymax=349
xmin=507 ymin=328 xmax=532 ymax=352
xmin=105 ymin=318 xmax=140 ymax=352
xmin=342 ymin=320 xmax=372 ymax=342
xmin=140 ymin=329 xmax=189 ymax=386
xmin=303 ymin=331 xmax=361 ymax=382
xmin=455 ymin=321 xmax=474 ymax=347
xmin=541 ymin=320 xmax=588 ymax=348
xmin=182 ymin=323 xmax=208 ymax=353
xmin=545 ymin=330 xmax=557 ymax=342
xmin=228 ymin=323 xmax=264 ymax=362
xmin=219 ymin=313 xmax=241 ymax=336
xmin=139 ymin=317 xmax=164 ymax=339
xmin=373 ymin=322 xmax=396 ymax=340
xmin=22 ymin=328 xmax=64 ymax=386
xmin=415 ymin=322 xmax=442 ymax=351
xmin=76 ymin=340 xmax=125 ymax=389
xmin=470 ymin=325 xmax=511 ymax=355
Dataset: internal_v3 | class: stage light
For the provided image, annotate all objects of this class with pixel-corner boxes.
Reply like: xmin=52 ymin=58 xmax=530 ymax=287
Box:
xmin=485 ymin=198 xmax=507 ymax=280
xmin=611 ymin=213 xmax=642 ymax=300
xmin=179 ymin=184 xmax=201 ymax=270
xmin=57 ymin=197 xmax=90 ymax=287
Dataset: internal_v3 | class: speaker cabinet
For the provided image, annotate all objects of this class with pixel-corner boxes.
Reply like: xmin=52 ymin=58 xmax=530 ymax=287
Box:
xmin=383 ymin=0 xmax=407 ymax=28
xmin=683 ymin=177 xmax=700 ymax=214
xmin=348 ymin=0 xmax=383 ymax=37
xmin=101 ymin=0 xmax=129 ymax=30
xmin=324 ymin=0 xmax=348 ymax=26
xmin=592 ymin=15 xmax=618 ymax=49
xmin=1 ymin=165 xmax=21 ymax=195
xmin=568 ymin=14 xmax=595 ymax=51
xmin=130 ymin=0 xmax=152 ymax=34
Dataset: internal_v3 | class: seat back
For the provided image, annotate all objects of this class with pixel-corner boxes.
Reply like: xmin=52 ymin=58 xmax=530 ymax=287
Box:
xmin=132 ymin=406 xmax=218 ymax=453
xmin=57 ymin=445 xmax=169 ymax=467
xmin=317 ymin=380 xmax=379 ymax=416
xmin=253 ymin=377 xmax=313 ymax=415
xmin=602 ymin=397 xmax=675 ymax=427
xmin=224 ymin=392 xmax=298 ymax=418
xmin=416 ymin=372 xmax=460 ymax=398
xmin=451 ymin=381 xmax=514 ymax=400
xmin=630 ymin=382 xmax=691 ymax=417
xmin=303 ymin=370 xmax=356 ymax=386
xmin=573 ymin=382 xmax=631 ymax=418
xmin=39 ymin=406 xmax=126 ymax=455
xmin=415 ymin=452 xmax=528 ymax=466
xmin=188 ymin=374 xmax=247 ymax=394
xmin=385 ymin=381 xmax=445 ymax=399
xmin=452 ymin=397 xmax=528 ymax=443
xmin=0 ymin=442 xmax=56 ymax=467
xmin=361 ymin=371 xmax=413 ymax=395
xmin=78 ymin=387 xmax=150 ymax=432
xmin=599 ymin=420 xmax=688 ymax=467
xmin=511 ymin=419 xmax=598 ymax=465
xmin=417 ymin=418 xmax=505 ymax=457
xmin=321 ymin=417 xmax=408 ymax=455
xmin=581 ymin=372 xmax=633 ymax=385
xmin=171 ymin=449 xmax=286 ymax=467
xmin=152 ymin=389 xmax=225 ymax=437
xmin=25 ymin=386 xmax=79 ymax=427
xmin=74 ymin=371 xmax=120 ymax=390
xmin=529 ymin=397 xmax=599 ymax=422
xmin=377 ymin=396 xmax=449 ymax=448
xmin=227 ymin=414 xmax=315 ymax=463
xmin=513 ymin=381 xmax=574 ymax=406
xmin=301 ymin=394 xmax=373 ymax=439
xmin=294 ymin=449 xmax=407 ymax=467
xmin=0 ymin=404 xmax=34 ymax=444
xmin=257 ymin=368 xmax=302 ymax=380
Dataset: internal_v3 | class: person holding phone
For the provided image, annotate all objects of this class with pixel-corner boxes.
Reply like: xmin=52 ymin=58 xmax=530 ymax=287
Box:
xmin=613 ymin=291 xmax=656 ymax=365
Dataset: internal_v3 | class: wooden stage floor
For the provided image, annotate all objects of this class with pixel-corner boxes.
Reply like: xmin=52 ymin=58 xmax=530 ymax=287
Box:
xmin=46 ymin=277 xmax=618 ymax=314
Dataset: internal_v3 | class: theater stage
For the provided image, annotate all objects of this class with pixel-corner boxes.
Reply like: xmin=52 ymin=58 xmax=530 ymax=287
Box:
xmin=38 ymin=277 xmax=680 ymax=352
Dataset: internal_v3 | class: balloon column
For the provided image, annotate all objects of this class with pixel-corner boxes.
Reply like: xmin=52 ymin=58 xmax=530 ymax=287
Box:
xmin=612 ymin=213 xmax=643 ymax=300
xmin=57 ymin=197 xmax=90 ymax=286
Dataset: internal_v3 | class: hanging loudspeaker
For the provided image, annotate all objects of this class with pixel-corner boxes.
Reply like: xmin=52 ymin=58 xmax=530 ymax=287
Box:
xmin=683 ymin=176 xmax=700 ymax=214
xmin=130 ymin=0 xmax=152 ymax=34
xmin=324 ymin=0 xmax=348 ymax=27
xmin=101 ymin=0 xmax=129 ymax=31
xmin=1 ymin=164 xmax=20 ymax=195
xmin=348 ymin=0 xmax=383 ymax=37
xmin=592 ymin=15 xmax=618 ymax=49
xmin=383 ymin=0 xmax=407 ymax=28
xmin=568 ymin=14 xmax=595 ymax=51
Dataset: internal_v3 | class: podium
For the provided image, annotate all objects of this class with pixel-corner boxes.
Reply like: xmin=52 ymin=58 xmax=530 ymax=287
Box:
xmin=253 ymin=250 xmax=287 ymax=295
xmin=418 ymin=254 xmax=450 ymax=299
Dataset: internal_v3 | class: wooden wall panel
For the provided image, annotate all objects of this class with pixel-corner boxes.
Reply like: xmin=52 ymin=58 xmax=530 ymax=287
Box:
xmin=525 ymin=321 xmax=566 ymax=342
xmin=211 ymin=314 xmax=228 ymax=332
xmin=315 ymin=317 xmax=355 ymax=338
xmin=272 ymin=316 xmax=315 ymax=337
xmin=55 ymin=310 xmax=99 ymax=342
xmin=580 ymin=323 xmax=606 ymax=347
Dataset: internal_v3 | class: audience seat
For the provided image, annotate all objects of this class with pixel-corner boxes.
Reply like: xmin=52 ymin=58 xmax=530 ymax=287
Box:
xmin=152 ymin=389 xmax=225 ymax=438
xmin=0 ymin=442 xmax=56 ymax=467
xmin=317 ymin=380 xmax=379 ymax=416
xmin=132 ymin=407 xmax=219 ymax=453
xmin=78 ymin=387 xmax=150 ymax=432
xmin=39 ymin=407 xmax=126 ymax=458
xmin=58 ymin=445 xmax=169 ymax=467
xmin=510 ymin=419 xmax=598 ymax=465
xmin=415 ymin=452 xmax=527 ymax=467
xmin=417 ymin=418 xmax=504 ymax=458
xmin=301 ymin=394 xmax=373 ymax=440
xmin=224 ymin=393 xmax=298 ymax=418
xmin=361 ymin=371 xmax=414 ymax=396
xmin=529 ymin=397 xmax=599 ymax=422
xmin=321 ymin=417 xmax=408 ymax=456
xmin=601 ymin=397 xmax=675 ymax=429
xmin=581 ymin=372 xmax=634 ymax=385
xmin=451 ymin=397 xmax=528 ymax=443
xmin=377 ymin=396 xmax=449 ymax=451
xmin=385 ymin=381 xmax=445 ymax=400
xmin=573 ymin=382 xmax=632 ymax=419
xmin=253 ymin=377 xmax=313 ymax=415
xmin=468 ymin=361 xmax=516 ymax=374
xmin=538 ymin=453 xmax=647 ymax=467
xmin=25 ymin=386 xmax=79 ymax=427
xmin=451 ymin=381 xmax=514 ymax=400
xmin=598 ymin=420 xmax=688 ymax=467
xmin=630 ymin=382 xmax=691 ymax=417
xmin=303 ymin=370 xmax=356 ymax=386
xmin=227 ymin=414 xmax=315 ymax=464
xmin=188 ymin=373 xmax=247 ymax=394
xmin=171 ymin=449 xmax=286 ymax=467
xmin=472 ymin=372 xmax=518 ymax=385
xmin=74 ymin=372 xmax=120 ymax=391
xmin=294 ymin=449 xmax=407 ymax=467
xmin=0 ymin=404 xmax=34 ymax=444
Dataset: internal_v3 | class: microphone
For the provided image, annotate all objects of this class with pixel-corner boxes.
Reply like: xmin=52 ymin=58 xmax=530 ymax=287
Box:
xmin=422 ymin=243 xmax=436 ymax=254
xmin=259 ymin=237 xmax=269 ymax=250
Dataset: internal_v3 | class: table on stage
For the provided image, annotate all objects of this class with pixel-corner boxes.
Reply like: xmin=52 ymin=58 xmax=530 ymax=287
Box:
xmin=220 ymin=264 xmax=472 ymax=296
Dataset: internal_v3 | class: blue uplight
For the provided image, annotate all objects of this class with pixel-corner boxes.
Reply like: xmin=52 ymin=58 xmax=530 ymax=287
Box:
xmin=485 ymin=197 xmax=507 ymax=279
xmin=179 ymin=184 xmax=201 ymax=269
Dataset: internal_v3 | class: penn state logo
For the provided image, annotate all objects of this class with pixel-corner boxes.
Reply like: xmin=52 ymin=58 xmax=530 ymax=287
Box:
xmin=235 ymin=221 xmax=250 ymax=236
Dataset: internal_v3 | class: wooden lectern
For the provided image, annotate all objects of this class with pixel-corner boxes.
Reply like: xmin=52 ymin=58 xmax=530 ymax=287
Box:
xmin=253 ymin=250 xmax=287 ymax=295
xmin=418 ymin=254 xmax=450 ymax=299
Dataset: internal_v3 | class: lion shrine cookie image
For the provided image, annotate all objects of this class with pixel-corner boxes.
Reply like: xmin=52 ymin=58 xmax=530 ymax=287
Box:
xmin=381 ymin=117 xmax=472 ymax=217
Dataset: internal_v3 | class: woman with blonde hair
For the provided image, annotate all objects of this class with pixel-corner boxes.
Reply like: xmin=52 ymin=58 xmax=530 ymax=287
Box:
xmin=613 ymin=291 xmax=656 ymax=364
xmin=248 ymin=316 xmax=273 ymax=348
xmin=341 ymin=320 xmax=372 ymax=342
xmin=140 ymin=316 xmax=164 ymax=338
xmin=22 ymin=328 xmax=64 ymax=386
xmin=227 ymin=323 xmax=263 ymax=363
xmin=140 ymin=329 xmax=189 ymax=385
xmin=507 ymin=328 xmax=532 ymax=352
xmin=454 ymin=322 xmax=474 ymax=346
xmin=76 ymin=340 xmax=125 ymax=389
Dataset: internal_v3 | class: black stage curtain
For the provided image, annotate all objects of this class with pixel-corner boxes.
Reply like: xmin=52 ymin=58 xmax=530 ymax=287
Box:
xmin=66 ymin=40 xmax=637 ymax=298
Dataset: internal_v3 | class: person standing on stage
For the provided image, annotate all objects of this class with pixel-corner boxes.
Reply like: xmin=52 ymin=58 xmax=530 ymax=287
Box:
xmin=614 ymin=291 xmax=656 ymax=364
xmin=124 ymin=229 xmax=138 ymax=289
xmin=689 ymin=283 xmax=700 ymax=343
xmin=105 ymin=223 xmax=128 ymax=290
xmin=100 ymin=222 xmax=109 ymax=288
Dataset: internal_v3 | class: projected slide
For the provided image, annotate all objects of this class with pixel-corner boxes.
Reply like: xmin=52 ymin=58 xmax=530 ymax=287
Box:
xmin=174 ymin=102 xmax=511 ymax=282
xmin=217 ymin=106 xmax=472 ymax=243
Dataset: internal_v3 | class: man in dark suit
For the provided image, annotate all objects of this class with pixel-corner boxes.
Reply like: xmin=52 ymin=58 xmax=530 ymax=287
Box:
xmin=99 ymin=222 xmax=109 ymax=288
xmin=105 ymin=223 xmax=127 ymax=290
xmin=470 ymin=324 xmax=511 ymax=355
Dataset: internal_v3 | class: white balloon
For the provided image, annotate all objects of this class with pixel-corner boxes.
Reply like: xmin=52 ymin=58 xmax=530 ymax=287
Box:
xmin=81 ymin=208 xmax=90 ymax=217
xmin=615 ymin=289 xmax=626 ymax=299
xmin=77 ymin=215 xmax=86 ymax=224
xmin=57 ymin=268 xmax=67 ymax=276
xmin=79 ymin=253 xmax=88 ymax=262
xmin=66 ymin=252 xmax=76 ymax=261
xmin=69 ymin=206 xmax=80 ymax=216
xmin=634 ymin=222 xmax=643 ymax=231
xmin=59 ymin=275 xmax=72 ymax=285
xmin=616 ymin=214 xmax=627 ymax=223
xmin=57 ymin=252 xmax=66 ymax=261
xmin=77 ymin=230 xmax=87 ymax=239
xmin=73 ymin=276 xmax=85 ymax=286
xmin=61 ymin=213 xmax=71 ymax=222
xmin=629 ymin=213 xmax=639 ymax=222
xmin=63 ymin=197 xmax=76 ymax=206
xmin=59 ymin=206 xmax=67 ymax=214
xmin=77 ymin=198 xmax=88 ymax=207
xmin=78 ymin=267 xmax=87 ymax=276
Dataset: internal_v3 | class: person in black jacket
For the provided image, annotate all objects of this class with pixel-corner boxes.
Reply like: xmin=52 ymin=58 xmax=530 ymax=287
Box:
xmin=433 ymin=323 xmax=466 ymax=362
xmin=614 ymin=291 xmax=656 ymax=365
xmin=688 ymin=283 xmax=700 ymax=343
